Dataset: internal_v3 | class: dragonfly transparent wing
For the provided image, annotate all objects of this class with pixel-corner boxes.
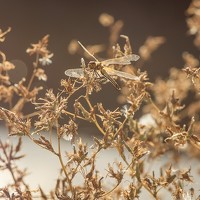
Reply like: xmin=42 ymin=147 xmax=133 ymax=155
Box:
xmin=105 ymin=67 xmax=140 ymax=81
xmin=102 ymin=54 xmax=140 ymax=66
xmin=65 ymin=68 xmax=103 ymax=78
xmin=65 ymin=68 xmax=85 ymax=78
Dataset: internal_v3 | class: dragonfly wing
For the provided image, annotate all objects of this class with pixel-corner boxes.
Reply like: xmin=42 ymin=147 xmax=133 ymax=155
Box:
xmin=65 ymin=68 xmax=85 ymax=78
xmin=105 ymin=68 xmax=140 ymax=81
xmin=102 ymin=54 xmax=140 ymax=66
xmin=126 ymin=54 xmax=140 ymax=61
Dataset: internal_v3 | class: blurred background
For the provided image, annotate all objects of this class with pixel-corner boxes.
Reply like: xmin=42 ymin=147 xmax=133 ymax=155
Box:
xmin=0 ymin=0 xmax=195 ymax=96
xmin=0 ymin=0 xmax=199 ymax=198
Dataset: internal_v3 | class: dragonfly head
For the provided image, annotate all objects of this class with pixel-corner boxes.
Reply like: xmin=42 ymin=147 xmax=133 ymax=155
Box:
xmin=88 ymin=61 xmax=101 ymax=70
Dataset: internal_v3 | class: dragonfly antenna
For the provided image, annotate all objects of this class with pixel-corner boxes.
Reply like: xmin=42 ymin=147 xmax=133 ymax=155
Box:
xmin=78 ymin=41 xmax=98 ymax=62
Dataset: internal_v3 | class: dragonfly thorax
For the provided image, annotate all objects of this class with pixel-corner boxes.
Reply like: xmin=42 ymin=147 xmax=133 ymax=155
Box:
xmin=88 ymin=61 xmax=102 ymax=70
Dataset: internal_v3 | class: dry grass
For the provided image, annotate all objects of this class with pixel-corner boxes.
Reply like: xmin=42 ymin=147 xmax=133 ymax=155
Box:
xmin=0 ymin=3 xmax=200 ymax=199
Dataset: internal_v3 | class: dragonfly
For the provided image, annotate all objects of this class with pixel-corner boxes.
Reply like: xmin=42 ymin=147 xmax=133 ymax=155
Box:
xmin=65 ymin=41 xmax=140 ymax=90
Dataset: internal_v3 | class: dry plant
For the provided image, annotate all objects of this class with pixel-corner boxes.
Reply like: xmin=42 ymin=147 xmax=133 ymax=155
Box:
xmin=0 ymin=3 xmax=200 ymax=199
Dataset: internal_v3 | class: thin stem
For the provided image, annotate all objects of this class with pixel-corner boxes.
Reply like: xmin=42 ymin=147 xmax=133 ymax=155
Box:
xmin=84 ymin=95 xmax=106 ymax=135
xmin=56 ymin=119 xmax=74 ymax=194
xmin=114 ymin=117 xmax=128 ymax=138
xmin=11 ymin=53 xmax=40 ymax=113
xmin=148 ymin=96 xmax=161 ymax=113
xmin=23 ymin=111 xmax=40 ymax=119
xmin=26 ymin=133 xmax=57 ymax=155
xmin=49 ymin=125 xmax=53 ymax=145
xmin=92 ymin=118 xmax=106 ymax=136
xmin=100 ymin=182 xmax=121 ymax=198
xmin=0 ymin=141 xmax=17 ymax=185
xmin=27 ymin=52 xmax=39 ymax=90
xmin=76 ymin=94 xmax=106 ymax=135
xmin=62 ymin=110 xmax=86 ymax=121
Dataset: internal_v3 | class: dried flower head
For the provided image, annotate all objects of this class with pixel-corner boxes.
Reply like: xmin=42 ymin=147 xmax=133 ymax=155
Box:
xmin=186 ymin=0 xmax=200 ymax=47
xmin=60 ymin=119 xmax=78 ymax=142
xmin=139 ymin=36 xmax=165 ymax=60
xmin=99 ymin=13 xmax=114 ymax=27
xmin=34 ymin=68 xmax=47 ymax=81
xmin=0 ymin=27 xmax=11 ymax=42
xmin=26 ymin=35 xmax=51 ymax=57
xmin=14 ymin=78 xmax=43 ymax=102
xmin=33 ymin=89 xmax=67 ymax=132
xmin=39 ymin=53 xmax=53 ymax=66
xmin=0 ymin=52 xmax=15 ymax=85
xmin=0 ymin=107 xmax=31 ymax=136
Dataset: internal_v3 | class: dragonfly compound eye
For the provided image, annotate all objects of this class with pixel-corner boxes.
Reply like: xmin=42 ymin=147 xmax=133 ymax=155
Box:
xmin=88 ymin=61 xmax=97 ymax=69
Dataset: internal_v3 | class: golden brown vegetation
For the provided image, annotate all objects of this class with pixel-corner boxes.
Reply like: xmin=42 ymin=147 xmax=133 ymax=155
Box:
xmin=0 ymin=2 xmax=200 ymax=199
